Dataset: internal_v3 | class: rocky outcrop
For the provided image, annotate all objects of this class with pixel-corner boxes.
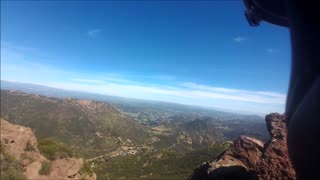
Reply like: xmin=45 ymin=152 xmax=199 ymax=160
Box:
xmin=255 ymin=113 xmax=295 ymax=179
xmin=0 ymin=118 xmax=96 ymax=180
xmin=189 ymin=113 xmax=296 ymax=180
xmin=0 ymin=118 xmax=45 ymax=163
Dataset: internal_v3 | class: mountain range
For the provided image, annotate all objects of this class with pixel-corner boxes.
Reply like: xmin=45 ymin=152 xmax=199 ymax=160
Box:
xmin=0 ymin=81 xmax=270 ymax=179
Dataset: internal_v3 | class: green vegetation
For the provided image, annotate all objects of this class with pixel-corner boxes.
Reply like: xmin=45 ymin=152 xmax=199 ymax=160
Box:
xmin=93 ymin=144 xmax=228 ymax=180
xmin=0 ymin=142 xmax=27 ymax=180
xmin=0 ymin=90 xmax=152 ymax=158
xmin=153 ymin=134 xmax=179 ymax=149
xmin=80 ymin=161 xmax=94 ymax=177
xmin=38 ymin=139 xmax=73 ymax=160
xmin=20 ymin=152 xmax=34 ymax=163
xmin=39 ymin=160 xmax=51 ymax=175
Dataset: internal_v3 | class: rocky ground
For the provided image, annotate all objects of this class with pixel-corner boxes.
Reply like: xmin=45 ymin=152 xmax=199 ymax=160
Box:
xmin=0 ymin=118 xmax=96 ymax=180
xmin=189 ymin=113 xmax=296 ymax=180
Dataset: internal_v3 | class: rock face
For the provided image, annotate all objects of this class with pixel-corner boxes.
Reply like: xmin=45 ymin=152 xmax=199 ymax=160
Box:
xmin=0 ymin=118 xmax=96 ymax=180
xmin=255 ymin=113 xmax=295 ymax=179
xmin=0 ymin=118 xmax=45 ymax=163
xmin=189 ymin=113 xmax=296 ymax=180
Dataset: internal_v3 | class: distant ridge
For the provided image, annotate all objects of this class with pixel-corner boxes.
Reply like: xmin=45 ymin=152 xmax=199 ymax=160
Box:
xmin=0 ymin=80 xmax=264 ymax=119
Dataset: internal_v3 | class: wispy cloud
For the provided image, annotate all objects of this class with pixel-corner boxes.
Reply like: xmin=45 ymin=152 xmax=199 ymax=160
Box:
xmin=1 ymin=41 xmax=37 ymax=52
xmin=87 ymin=29 xmax=103 ymax=38
xmin=1 ymin=43 xmax=286 ymax=114
xmin=180 ymin=82 xmax=286 ymax=104
xmin=71 ymin=78 xmax=106 ymax=84
xmin=233 ymin=36 xmax=246 ymax=42
xmin=265 ymin=48 xmax=277 ymax=53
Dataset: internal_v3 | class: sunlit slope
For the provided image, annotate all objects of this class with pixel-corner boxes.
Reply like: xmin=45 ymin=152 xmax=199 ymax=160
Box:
xmin=0 ymin=90 xmax=152 ymax=157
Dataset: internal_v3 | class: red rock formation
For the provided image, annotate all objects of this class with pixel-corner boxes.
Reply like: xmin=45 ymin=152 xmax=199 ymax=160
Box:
xmin=256 ymin=113 xmax=295 ymax=179
xmin=190 ymin=113 xmax=296 ymax=180
xmin=0 ymin=118 xmax=96 ymax=180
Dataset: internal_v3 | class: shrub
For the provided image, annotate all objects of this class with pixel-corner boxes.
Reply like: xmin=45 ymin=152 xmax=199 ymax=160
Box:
xmin=38 ymin=139 xmax=73 ymax=160
xmin=80 ymin=161 xmax=94 ymax=177
xmin=1 ymin=166 xmax=27 ymax=180
xmin=39 ymin=160 xmax=51 ymax=175
xmin=0 ymin=142 xmax=27 ymax=180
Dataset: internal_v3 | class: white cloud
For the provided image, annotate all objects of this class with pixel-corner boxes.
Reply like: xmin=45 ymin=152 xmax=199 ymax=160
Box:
xmin=233 ymin=36 xmax=246 ymax=42
xmin=1 ymin=43 xmax=287 ymax=115
xmin=71 ymin=78 xmax=106 ymax=84
xmin=87 ymin=29 xmax=102 ymax=38
xmin=180 ymin=82 xmax=286 ymax=104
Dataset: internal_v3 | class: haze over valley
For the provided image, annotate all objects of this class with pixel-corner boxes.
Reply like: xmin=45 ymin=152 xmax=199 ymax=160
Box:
xmin=1 ymin=81 xmax=269 ymax=179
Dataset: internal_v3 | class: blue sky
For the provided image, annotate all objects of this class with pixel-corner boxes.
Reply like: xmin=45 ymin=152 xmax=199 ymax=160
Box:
xmin=1 ymin=1 xmax=291 ymax=115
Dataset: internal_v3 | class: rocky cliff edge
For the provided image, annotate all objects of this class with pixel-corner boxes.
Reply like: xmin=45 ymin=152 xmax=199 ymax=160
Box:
xmin=0 ymin=118 xmax=96 ymax=180
xmin=189 ymin=113 xmax=296 ymax=180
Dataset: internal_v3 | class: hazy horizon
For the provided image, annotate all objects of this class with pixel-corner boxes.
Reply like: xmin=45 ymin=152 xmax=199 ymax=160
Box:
xmin=0 ymin=80 xmax=276 ymax=116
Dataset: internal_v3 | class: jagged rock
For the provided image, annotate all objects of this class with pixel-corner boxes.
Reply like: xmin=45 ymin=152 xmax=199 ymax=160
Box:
xmin=255 ymin=114 xmax=295 ymax=180
xmin=0 ymin=118 xmax=96 ymax=180
xmin=224 ymin=136 xmax=264 ymax=169
xmin=189 ymin=136 xmax=262 ymax=180
xmin=189 ymin=113 xmax=296 ymax=180
xmin=265 ymin=113 xmax=287 ymax=140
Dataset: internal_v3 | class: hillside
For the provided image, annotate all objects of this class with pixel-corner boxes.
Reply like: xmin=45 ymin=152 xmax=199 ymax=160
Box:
xmin=1 ymin=90 xmax=152 ymax=157
xmin=1 ymin=89 xmax=268 ymax=153
xmin=93 ymin=144 xmax=229 ymax=180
